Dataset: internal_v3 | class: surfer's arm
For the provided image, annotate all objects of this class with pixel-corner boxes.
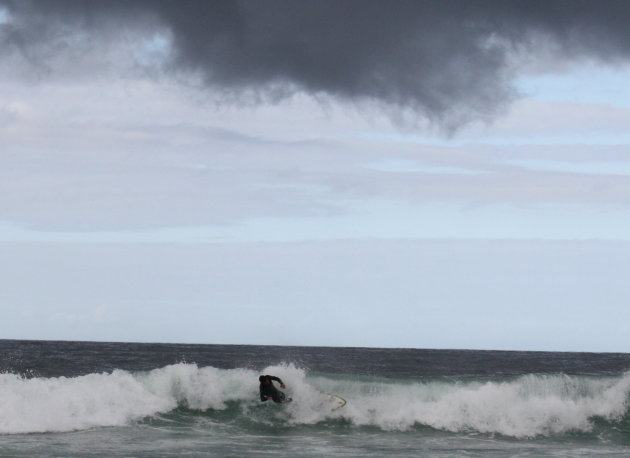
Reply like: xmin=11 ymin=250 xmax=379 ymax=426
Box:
xmin=268 ymin=376 xmax=285 ymax=387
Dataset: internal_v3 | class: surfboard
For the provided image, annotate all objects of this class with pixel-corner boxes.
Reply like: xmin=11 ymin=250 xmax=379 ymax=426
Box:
xmin=321 ymin=392 xmax=347 ymax=411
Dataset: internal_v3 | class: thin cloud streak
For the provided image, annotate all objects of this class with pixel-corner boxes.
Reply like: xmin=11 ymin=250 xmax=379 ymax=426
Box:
xmin=1 ymin=74 xmax=630 ymax=232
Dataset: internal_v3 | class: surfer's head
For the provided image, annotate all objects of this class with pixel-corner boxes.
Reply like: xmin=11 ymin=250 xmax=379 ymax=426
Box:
xmin=259 ymin=375 xmax=268 ymax=383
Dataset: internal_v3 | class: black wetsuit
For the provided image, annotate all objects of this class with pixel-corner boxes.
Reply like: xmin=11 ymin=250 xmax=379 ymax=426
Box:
xmin=259 ymin=375 xmax=286 ymax=403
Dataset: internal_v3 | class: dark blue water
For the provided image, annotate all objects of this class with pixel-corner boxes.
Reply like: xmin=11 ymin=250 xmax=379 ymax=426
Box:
xmin=5 ymin=339 xmax=630 ymax=379
xmin=1 ymin=340 xmax=629 ymax=457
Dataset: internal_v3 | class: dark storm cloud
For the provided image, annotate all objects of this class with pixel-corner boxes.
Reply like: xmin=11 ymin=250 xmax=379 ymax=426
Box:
xmin=3 ymin=0 xmax=630 ymax=128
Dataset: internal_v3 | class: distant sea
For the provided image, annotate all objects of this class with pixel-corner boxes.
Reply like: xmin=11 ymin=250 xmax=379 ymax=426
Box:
xmin=1 ymin=340 xmax=629 ymax=457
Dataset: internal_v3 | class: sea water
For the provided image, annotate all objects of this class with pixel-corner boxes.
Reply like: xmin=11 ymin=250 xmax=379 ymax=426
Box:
xmin=0 ymin=340 xmax=629 ymax=457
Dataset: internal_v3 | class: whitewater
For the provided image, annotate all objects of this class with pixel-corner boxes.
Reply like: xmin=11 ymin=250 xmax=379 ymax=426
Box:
xmin=1 ymin=340 xmax=629 ymax=457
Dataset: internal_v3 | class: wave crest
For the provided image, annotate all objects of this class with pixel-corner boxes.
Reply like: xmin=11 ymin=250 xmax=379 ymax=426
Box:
xmin=332 ymin=372 xmax=630 ymax=437
xmin=0 ymin=363 xmax=628 ymax=437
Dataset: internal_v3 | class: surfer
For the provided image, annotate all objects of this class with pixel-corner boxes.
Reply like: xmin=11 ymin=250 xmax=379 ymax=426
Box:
xmin=259 ymin=375 xmax=288 ymax=403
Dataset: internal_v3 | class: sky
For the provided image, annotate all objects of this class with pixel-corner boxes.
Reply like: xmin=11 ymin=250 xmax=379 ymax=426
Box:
xmin=1 ymin=1 xmax=630 ymax=352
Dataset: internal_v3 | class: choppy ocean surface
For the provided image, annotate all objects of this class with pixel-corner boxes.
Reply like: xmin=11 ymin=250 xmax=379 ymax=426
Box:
xmin=0 ymin=340 xmax=629 ymax=457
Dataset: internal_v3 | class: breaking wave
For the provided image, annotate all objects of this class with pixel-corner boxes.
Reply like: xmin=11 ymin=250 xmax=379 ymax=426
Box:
xmin=0 ymin=363 xmax=628 ymax=438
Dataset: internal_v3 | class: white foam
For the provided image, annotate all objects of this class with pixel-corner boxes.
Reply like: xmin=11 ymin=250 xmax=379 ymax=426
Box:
xmin=0 ymin=364 xmax=628 ymax=437
xmin=308 ymin=372 xmax=630 ymax=437
xmin=0 ymin=370 xmax=173 ymax=434
xmin=0 ymin=364 xmax=260 ymax=434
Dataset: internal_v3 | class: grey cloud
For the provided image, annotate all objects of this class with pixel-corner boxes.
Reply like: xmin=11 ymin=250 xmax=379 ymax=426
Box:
xmin=3 ymin=0 xmax=630 ymax=129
